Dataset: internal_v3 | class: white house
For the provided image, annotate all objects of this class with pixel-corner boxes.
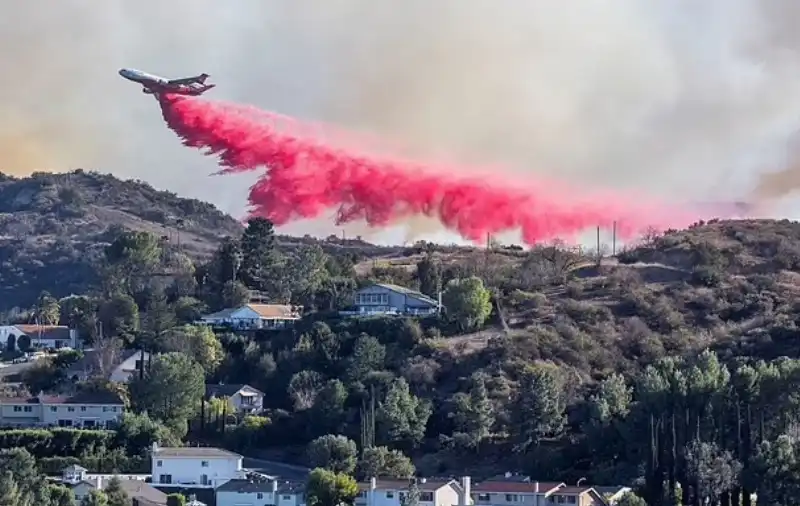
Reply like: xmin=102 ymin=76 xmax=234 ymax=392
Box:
xmin=197 ymin=304 xmax=301 ymax=330
xmin=216 ymin=479 xmax=306 ymax=506
xmin=206 ymin=384 xmax=265 ymax=414
xmin=357 ymin=478 xmax=466 ymax=506
xmin=57 ymin=465 xmax=156 ymax=504
xmin=0 ymin=391 xmax=125 ymax=428
xmin=67 ymin=349 xmax=151 ymax=384
xmin=151 ymin=444 xmax=245 ymax=489
xmin=0 ymin=324 xmax=79 ymax=351
xmin=342 ymin=284 xmax=440 ymax=317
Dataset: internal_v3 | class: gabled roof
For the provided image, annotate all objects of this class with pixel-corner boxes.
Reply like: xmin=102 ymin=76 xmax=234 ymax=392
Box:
xmin=369 ymin=284 xmax=438 ymax=306
xmin=246 ymin=304 xmax=301 ymax=319
xmin=472 ymin=481 xmax=565 ymax=494
xmin=201 ymin=304 xmax=300 ymax=320
xmin=66 ymin=349 xmax=144 ymax=376
xmin=357 ymin=479 xmax=456 ymax=492
xmin=116 ymin=480 xmax=168 ymax=504
xmin=153 ymin=446 xmax=241 ymax=458
xmin=205 ymin=383 xmax=264 ymax=399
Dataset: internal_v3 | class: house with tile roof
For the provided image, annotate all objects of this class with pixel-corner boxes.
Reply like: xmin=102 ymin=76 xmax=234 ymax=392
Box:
xmin=0 ymin=391 xmax=125 ymax=428
xmin=197 ymin=304 xmax=301 ymax=330
xmin=342 ymin=283 xmax=442 ymax=317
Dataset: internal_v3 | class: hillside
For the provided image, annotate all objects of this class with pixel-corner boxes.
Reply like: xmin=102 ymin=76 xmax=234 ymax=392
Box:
xmin=0 ymin=170 xmax=404 ymax=309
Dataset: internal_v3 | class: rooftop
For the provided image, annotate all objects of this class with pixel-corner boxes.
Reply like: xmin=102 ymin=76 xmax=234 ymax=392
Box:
xmin=358 ymin=479 xmax=455 ymax=492
xmin=152 ymin=446 xmax=242 ymax=459
xmin=11 ymin=324 xmax=73 ymax=340
xmin=205 ymin=383 xmax=264 ymax=399
xmin=472 ymin=481 xmax=565 ymax=494
xmin=371 ymin=284 xmax=438 ymax=305
xmin=0 ymin=391 xmax=124 ymax=405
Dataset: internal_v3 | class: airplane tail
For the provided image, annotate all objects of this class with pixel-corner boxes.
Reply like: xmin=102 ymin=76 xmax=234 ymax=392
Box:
xmin=197 ymin=73 xmax=210 ymax=83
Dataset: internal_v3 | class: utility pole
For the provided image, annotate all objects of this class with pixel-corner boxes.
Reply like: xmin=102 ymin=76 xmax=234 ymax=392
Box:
xmin=596 ymin=226 xmax=601 ymax=264
xmin=612 ymin=221 xmax=617 ymax=256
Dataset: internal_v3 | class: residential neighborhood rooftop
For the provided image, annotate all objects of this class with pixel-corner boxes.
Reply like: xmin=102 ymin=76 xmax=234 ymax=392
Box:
xmin=0 ymin=391 xmax=124 ymax=405
xmin=152 ymin=446 xmax=242 ymax=458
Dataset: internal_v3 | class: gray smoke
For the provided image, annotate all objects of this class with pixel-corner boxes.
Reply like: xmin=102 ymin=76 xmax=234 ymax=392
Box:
xmin=3 ymin=1 xmax=800 ymax=242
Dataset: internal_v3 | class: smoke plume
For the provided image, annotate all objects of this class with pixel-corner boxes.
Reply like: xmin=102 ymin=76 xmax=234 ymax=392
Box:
xmin=4 ymin=2 xmax=800 ymax=239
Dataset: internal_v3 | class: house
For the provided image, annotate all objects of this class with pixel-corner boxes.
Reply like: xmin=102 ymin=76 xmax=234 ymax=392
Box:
xmin=216 ymin=479 xmax=306 ymax=506
xmin=0 ymin=391 xmax=125 ymax=428
xmin=67 ymin=349 xmax=151 ymax=383
xmin=151 ymin=443 xmax=246 ymax=488
xmin=197 ymin=304 xmax=301 ymax=330
xmin=0 ymin=325 xmax=79 ymax=351
xmin=471 ymin=481 xmax=608 ymax=506
xmin=342 ymin=284 xmax=440 ymax=317
xmin=57 ymin=464 xmax=155 ymax=504
xmin=356 ymin=477 xmax=466 ymax=506
xmin=206 ymin=384 xmax=265 ymax=414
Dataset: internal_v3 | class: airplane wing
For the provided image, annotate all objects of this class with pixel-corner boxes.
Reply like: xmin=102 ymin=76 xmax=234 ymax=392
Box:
xmin=168 ymin=73 xmax=209 ymax=85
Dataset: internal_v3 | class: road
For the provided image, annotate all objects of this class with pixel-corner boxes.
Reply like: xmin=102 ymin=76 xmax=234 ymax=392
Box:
xmin=242 ymin=457 xmax=310 ymax=481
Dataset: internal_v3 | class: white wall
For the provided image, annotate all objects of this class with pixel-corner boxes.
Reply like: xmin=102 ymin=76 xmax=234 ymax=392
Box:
xmin=41 ymin=404 xmax=124 ymax=428
xmin=152 ymin=456 xmax=244 ymax=488
xmin=110 ymin=352 xmax=150 ymax=383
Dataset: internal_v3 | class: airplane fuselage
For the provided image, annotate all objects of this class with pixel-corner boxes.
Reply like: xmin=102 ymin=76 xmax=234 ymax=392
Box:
xmin=118 ymin=68 xmax=214 ymax=96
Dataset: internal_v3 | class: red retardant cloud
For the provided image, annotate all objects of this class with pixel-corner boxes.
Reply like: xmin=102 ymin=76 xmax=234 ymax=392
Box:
xmin=158 ymin=94 xmax=705 ymax=244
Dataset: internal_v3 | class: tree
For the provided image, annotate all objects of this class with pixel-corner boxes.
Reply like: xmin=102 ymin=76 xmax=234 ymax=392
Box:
xmin=356 ymin=446 xmax=415 ymax=479
xmin=102 ymin=231 xmax=162 ymax=295
xmin=400 ymin=481 xmax=421 ymax=506
xmin=58 ymin=295 xmax=98 ymax=343
xmin=35 ymin=291 xmax=60 ymax=325
xmin=166 ymin=494 xmax=186 ymax=506
xmin=98 ymin=294 xmax=140 ymax=338
xmin=615 ymin=492 xmax=647 ymax=506
xmin=4 ymin=335 xmax=14 ymax=353
xmin=748 ymin=434 xmax=800 ymax=505
xmin=239 ymin=217 xmax=283 ymax=296
xmin=441 ymin=276 xmax=492 ymax=331
xmin=0 ymin=471 xmax=21 ymax=506
xmin=684 ymin=440 xmax=741 ymax=505
xmin=378 ymin=378 xmax=432 ymax=448
xmin=308 ymin=435 xmax=358 ymax=474
xmin=104 ymin=476 xmax=131 ymax=506
xmin=416 ymin=255 xmax=441 ymax=298
xmin=49 ymin=485 xmax=77 ymax=506
xmin=288 ymin=370 xmax=325 ymax=411
xmin=128 ymin=352 xmax=204 ymax=429
xmin=511 ymin=365 xmax=566 ymax=455
xmin=0 ymin=448 xmax=38 ymax=505
xmin=347 ymin=334 xmax=386 ymax=384
xmin=311 ymin=380 xmax=348 ymax=435
xmin=17 ymin=334 xmax=31 ymax=353
xmin=306 ymin=468 xmax=359 ymax=506
xmin=80 ymin=490 xmax=108 ymax=506
xmin=451 ymin=372 xmax=494 ymax=448
xmin=162 ymin=325 xmax=223 ymax=373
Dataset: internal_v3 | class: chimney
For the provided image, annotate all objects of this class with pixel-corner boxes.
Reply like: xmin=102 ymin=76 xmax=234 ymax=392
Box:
xmin=151 ymin=442 xmax=159 ymax=453
xmin=96 ymin=476 xmax=103 ymax=489
xmin=459 ymin=477 xmax=471 ymax=506
xmin=533 ymin=482 xmax=539 ymax=493
xmin=370 ymin=477 xmax=377 ymax=490
xmin=504 ymin=472 xmax=511 ymax=479
xmin=420 ymin=478 xmax=426 ymax=484
xmin=273 ymin=480 xmax=279 ymax=494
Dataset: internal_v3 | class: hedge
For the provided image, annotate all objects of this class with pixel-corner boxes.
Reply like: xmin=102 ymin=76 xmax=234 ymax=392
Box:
xmin=0 ymin=429 xmax=116 ymax=458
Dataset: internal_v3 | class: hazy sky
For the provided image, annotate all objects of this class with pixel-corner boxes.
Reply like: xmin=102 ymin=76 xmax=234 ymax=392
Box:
xmin=3 ymin=1 xmax=800 ymax=244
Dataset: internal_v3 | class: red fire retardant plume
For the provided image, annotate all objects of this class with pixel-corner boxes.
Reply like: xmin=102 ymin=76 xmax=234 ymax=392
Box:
xmin=158 ymin=94 xmax=700 ymax=244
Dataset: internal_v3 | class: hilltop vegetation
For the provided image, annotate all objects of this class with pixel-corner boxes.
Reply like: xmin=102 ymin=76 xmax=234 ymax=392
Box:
xmin=0 ymin=170 xmax=402 ymax=309
xmin=7 ymin=171 xmax=800 ymax=505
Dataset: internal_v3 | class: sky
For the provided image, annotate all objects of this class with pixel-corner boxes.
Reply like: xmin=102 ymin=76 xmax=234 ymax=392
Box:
xmin=3 ymin=1 xmax=800 ymax=246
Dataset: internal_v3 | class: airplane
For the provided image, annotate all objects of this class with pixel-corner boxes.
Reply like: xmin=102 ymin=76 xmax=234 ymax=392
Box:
xmin=118 ymin=68 xmax=215 ymax=96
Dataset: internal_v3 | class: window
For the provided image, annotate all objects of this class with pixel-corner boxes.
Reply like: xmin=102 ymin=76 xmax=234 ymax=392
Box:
xmin=477 ymin=494 xmax=490 ymax=502
xmin=386 ymin=492 xmax=394 ymax=499
xmin=12 ymin=406 xmax=20 ymax=412
xmin=201 ymin=461 xmax=209 ymax=467
xmin=67 ymin=407 xmax=75 ymax=412
xmin=80 ymin=407 xmax=86 ymax=412
xmin=257 ymin=493 xmax=264 ymax=499
xmin=23 ymin=406 xmax=32 ymax=412
xmin=420 ymin=492 xmax=433 ymax=502
xmin=50 ymin=407 xmax=57 ymax=412
xmin=134 ymin=360 xmax=143 ymax=370
xmin=159 ymin=475 xmax=172 ymax=484
xmin=283 ymin=496 xmax=292 ymax=500
xmin=156 ymin=460 xmax=162 ymax=467
xmin=505 ymin=494 xmax=519 ymax=502
xmin=241 ymin=395 xmax=255 ymax=405
xmin=200 ymin=474 xmax=209 ymax=485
